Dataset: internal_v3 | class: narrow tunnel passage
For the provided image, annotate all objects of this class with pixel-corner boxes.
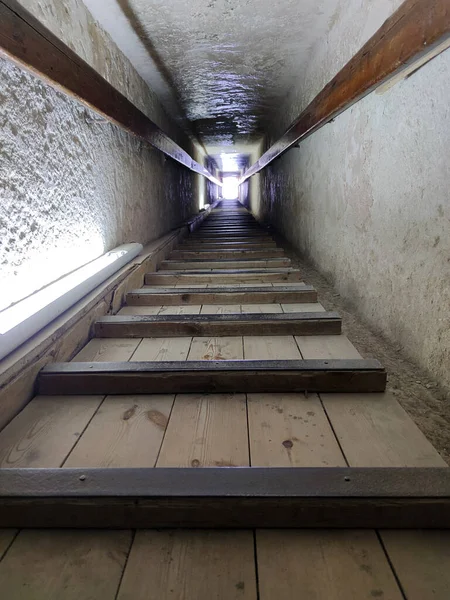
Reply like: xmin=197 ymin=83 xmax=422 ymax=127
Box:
xmin=0 ymin=0 xmax=449 ymax=598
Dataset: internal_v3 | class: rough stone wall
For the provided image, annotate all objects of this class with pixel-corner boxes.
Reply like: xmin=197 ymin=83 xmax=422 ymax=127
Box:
xmin=0 ymin=0 xmax=198 ymax=311
xmin=259 ymin=0 xmax=450 ymax=388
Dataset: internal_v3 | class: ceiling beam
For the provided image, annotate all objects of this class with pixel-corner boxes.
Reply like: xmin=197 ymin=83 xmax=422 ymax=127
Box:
xmin=240 ymin=0 xmax=450 ymax=183
xmin=0 ymin=0 xmax=221 ymax=185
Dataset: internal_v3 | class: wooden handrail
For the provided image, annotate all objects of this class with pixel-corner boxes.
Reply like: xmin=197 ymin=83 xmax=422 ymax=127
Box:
xmin=0 ymin=0 xmax=221 ymax=186
xmin=240 ymin=0 xmax=450 ymax=183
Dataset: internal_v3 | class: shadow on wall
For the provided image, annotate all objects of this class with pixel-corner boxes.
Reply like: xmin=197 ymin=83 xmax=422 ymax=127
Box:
xmin=117 ymin=0 xmax=187 ymax=123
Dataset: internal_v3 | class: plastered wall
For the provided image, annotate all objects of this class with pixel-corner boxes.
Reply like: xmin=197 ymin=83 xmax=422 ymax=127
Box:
xmin=0 ymin=0 xmax=199 ymax=311
xmin=258 ymin=0 xmax=450 ymax=388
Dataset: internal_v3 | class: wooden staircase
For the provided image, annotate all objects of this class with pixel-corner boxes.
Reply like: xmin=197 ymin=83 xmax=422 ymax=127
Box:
xmin=0 ymin=199 xmax=448 ymax=596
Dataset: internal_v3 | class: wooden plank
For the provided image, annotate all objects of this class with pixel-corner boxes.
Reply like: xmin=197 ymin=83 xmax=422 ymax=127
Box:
xmin=256 ymin=530 xmax=403 ymax=600
xmin=282 ymin=302 xmax=325 ymax=312
xmin=244 ymin=336 xmax=301 ymax=360
xmin=323 ymin=392 xmax=447 ymax=468
xmin=201 ymin=304 xmax=242 ymax=314
xmin=187 ymin=337 xmax=243 ymax=360
xmin=0 ymin=530 xmax=16 ymax=557
xmin=170 ymin=249 xmax=284 ymax=259
xmin=381 ymin=530 xmax=450 ymax=600
xmin=63 ymin=395 xmax=174 ymax=468
xmin=157 ymin=393 xmax=248 ymax=467
xmin=161 ymin=258 xmax=290 ymax=269
xmin=240 ymin=0 xmax=450 ymax=182
xmin=247 ymin=393 xmax=346 ymax=467
xmin=0 ymin=395 xmax=104 ymax=468
xmin=241 ymin=303 xmax=282 ymax=313
xmin=117 ymin=530 xmax=257 ymax=600
xmin=118 ymin=305 xmax=161 ymax=315
xmin=145 ymin=269 xmax=300 ymax=284
xmin=71 ymin=338 xmax=141 ymax=362
xmin=0 ymin=529 xmax=132 ymax=599
xmin=182 ymin=240 xmax=277 ymax=247
xmin=131 ymin=337 xmax=192 ymax=361
xmin=1 ymin=467 xmax=450 ymax=528
xmin=296 ymin=334 xmax=362 ymax=359
xmin=0 ymin=0 xmax=219 ymax=184
xmin=94 ymin=312 xmax=341 ymax=338
xmin=126 ymin=285 xmax=317 ymax=306
xmin=310 ymin=331 xmax=450 ymax=598
xmin=38 ymin=359 xmax=387 ymax=395
xmin=191 ymin=231 xmax=270 ymax=238
xmin=158 ymin=305 xmax=201 ymax=315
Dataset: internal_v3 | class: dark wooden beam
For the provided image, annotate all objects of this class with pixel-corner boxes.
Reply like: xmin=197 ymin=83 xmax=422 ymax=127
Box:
xmin=38 ymin=359 xmax=386 ymax=395
xmin=94 ymin=311 xmax=342 ymax=337
xmin=0 ymin=0 xmax=220 ymax=184
xmin=0 ymin=467 xmax=448 ymax=528
xmin=144 ymin=269 xmax=301 ymax=284
xmin=160 ymin=258 xmax=291 ymax=270
xmin=170 ymin=249 xmax=284 ymax=260
xmin=126 ymin=285 xmax=316 ymax=305
xmin=241 ymin=0 xmax=450 ymax=182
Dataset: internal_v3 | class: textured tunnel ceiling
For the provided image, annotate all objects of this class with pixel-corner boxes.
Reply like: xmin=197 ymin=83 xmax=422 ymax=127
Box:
xmin=83 ymin=0 xmax=341 ymax=146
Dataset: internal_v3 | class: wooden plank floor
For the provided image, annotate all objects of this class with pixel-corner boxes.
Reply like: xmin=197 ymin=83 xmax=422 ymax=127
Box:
xmin=0 ymin=199 xmax=448 ymax=598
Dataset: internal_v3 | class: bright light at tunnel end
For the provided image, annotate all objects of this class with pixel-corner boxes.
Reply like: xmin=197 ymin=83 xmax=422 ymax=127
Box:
xmin=222 ymin=176 xmax=240 ymax=200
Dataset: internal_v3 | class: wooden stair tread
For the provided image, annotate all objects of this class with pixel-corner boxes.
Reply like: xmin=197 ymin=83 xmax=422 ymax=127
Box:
xmin=94 ymin=312 xmax=341 ymax=337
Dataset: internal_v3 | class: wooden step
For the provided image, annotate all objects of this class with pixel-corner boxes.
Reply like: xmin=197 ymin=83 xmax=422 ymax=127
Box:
xmin=1 ymin=467 xmax=446 ymax=528
xmin=188 ymin=236 xmax=274 ymax=243
xmin=191 ymin=231 xmax=269 ymax=237
xmin=181 ymin=240 xmax=277 ymax=248
xmin=161 ymin=258 xmax=291 ymax=270
xmin=170 ymin=249 xmax=284 ymax=260
xmin=38 ymin=359 xmax=386 ymax=395
xmin=94 ymin=312 xmax=341 ymax=337
xmin=144 ymin=269 xmax=301 ymax=284
xmin=126 ymin=285 xmax=316 ymax=305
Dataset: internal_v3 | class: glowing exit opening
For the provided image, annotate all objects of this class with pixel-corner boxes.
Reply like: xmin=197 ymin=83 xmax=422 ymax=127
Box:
xmin=222 ymin=176 xmax=240 ymax=200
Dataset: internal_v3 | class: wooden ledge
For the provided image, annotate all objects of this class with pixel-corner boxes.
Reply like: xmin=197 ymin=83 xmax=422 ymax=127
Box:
xmin=0 ymin=467 xmax=448 ymax=528
xmin=94 ymin=311 xmax=341 ymax=337
xmin=126 ymin=285 xmax=316 ymax=305
xmin=38 ymin=359 xmax=386 ymax=394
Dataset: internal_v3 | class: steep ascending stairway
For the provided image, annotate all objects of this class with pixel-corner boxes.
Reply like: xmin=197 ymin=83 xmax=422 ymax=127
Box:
xmin=0 ymin=200 xmax=448 ymax=598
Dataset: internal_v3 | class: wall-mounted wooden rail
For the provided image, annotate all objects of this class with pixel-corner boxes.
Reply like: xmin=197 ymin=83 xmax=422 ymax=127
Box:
xmin=240 ymin=0 xmax=450 ymax=182
xmin=0 ymin=0 xmax=221 ymax=185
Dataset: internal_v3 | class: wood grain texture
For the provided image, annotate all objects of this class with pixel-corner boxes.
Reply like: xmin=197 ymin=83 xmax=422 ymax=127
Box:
xmin=157 ymin=393 xmax=249 ymax=467
xmin=0 ymin=529 xmax=131 ymax=600
xmin=256 ymin=530 xmax=403 ymax=600
xmin=117 ymin=530 xmax=257 ymax=600
xmin=247 ymin=393 xmax=346 ymax=467
xmin=126 ymin=286 xmax=317 ymax=306
xmin=63 ymin=395 xmax=174 ymax=468
xmin=94 ymin=312 xmax=341 ymax=338
xmin=0 ymin=395 xmax=103 ymax=468
xmin=187 ymin=337 xmax=243 ymax=360
xmin=131 ymin=337 xmax=192 ymax=361
xmin=71 ymin=338 xmax=141 ymax=362
xmin=144 ymin=269 xmax=299 ymax=284
xmin=241 ymin=0 xmax=450 ymax=181
xmin=381 ymin=530 xmax=450 ymax=600
xmin=38 ymin=359 xmax=387 ymax=395
xmin=244 ymin=336 xmax=301 ymax=360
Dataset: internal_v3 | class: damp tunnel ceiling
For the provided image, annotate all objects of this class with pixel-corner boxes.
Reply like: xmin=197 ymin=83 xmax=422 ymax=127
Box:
xmin=82 ymin=0 xmax=342 ymax=147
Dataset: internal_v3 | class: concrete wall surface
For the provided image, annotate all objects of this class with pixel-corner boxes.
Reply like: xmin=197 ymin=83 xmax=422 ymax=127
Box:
xmin=0 ymin=0 xmax=198 ymax=312
xmin=259 ymin=0 xmax=450 ymax=387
